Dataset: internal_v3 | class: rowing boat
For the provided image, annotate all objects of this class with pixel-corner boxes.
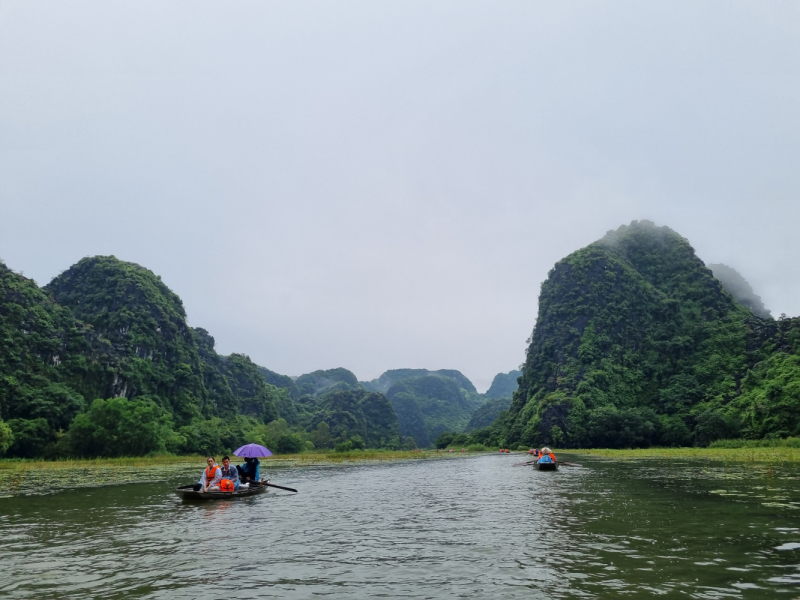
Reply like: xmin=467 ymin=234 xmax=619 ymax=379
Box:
xmin=534 ymin=461 xmax=559 ymax=471
xmin=175 ymin=481 xmax=269 ymax=500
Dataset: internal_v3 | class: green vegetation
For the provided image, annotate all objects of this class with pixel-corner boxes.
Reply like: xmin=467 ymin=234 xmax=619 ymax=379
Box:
xmin=385 ymin=374 xmax=483 ymax=447
xmin=361 ymin=368 xmax=477 ymax=394
xmin=0 ymin=450 xmax=477 ymax=497
xmin=465 ymin=397 xmax=511 ymax=431
xmin=296 ymin=368 xmax=360 ymax=397
xmin=572 ymin=445 xmax=800 ymax=463
xmin=5 ymin=220 xmax=797 ymax=457
xmin=446 ymin=221 xmax=800 ymax=450
xmin=484 ymin=370 xmax=521 ymax=399
xmin=0 ymin=256 xmax=399 ymax=458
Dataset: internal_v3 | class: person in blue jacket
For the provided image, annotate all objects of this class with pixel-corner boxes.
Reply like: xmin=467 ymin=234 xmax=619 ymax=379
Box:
xmin=237 ymin=457 xmax=260 ymax=484
xmin=537 ymin=447 xmax=556 ymax=463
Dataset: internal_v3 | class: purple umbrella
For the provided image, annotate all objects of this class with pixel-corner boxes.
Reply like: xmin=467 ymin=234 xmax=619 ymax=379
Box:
xmin=233 ymin=443 xmax=273 ymax=458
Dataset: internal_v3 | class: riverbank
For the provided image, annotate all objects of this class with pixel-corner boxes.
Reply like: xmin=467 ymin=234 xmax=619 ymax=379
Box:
xmin=570 ymin=446 xmax=800 ymax=463
xmin=0 ymin=449 xmax=473 ymax=497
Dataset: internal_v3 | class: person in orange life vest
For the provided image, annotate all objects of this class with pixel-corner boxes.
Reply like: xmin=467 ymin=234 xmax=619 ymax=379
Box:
xmin=197 ymin=456 xmax=222 ymax=492
xmin=537 ymin=447 xmax=556 ymax=464
xmin=219 ymin=455 xmax=239 ymax=491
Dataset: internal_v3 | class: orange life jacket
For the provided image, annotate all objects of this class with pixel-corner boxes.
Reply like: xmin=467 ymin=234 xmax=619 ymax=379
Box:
xmin=205 ymin=465 xmax=219 ymax=482
xmin=548 ymin=453 xmax=556 ymax=461
xmin=220 ymin=479 xmax=234 ymax=492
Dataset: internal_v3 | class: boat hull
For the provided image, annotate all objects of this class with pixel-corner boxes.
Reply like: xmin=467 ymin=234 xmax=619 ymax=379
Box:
xmin=535 ymin=461 xmax=559 ymax=471
xmin=175 ymin=482 xmax=268 ymax=500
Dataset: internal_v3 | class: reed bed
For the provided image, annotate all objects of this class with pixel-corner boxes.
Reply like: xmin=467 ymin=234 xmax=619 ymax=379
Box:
xmin=568 ymin=446 xmax=800 ymax=463
xmin=0 ymin=450 xmax=474 ymax=497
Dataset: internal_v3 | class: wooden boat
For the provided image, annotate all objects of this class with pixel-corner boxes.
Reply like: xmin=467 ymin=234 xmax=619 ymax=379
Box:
xmin=534 ymin=461 xmax=559 ymax=471
xmin=175 ymin=481 xmax=269 ymax=501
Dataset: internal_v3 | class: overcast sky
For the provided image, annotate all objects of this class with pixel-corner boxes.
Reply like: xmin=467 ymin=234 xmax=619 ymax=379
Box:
xmin=1 ymin=1 xmax=799 ymax=391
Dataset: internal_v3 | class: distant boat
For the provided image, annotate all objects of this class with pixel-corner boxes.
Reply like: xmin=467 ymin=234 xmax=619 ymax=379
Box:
xmin=175 ymin=481 xmax=269 ymax=500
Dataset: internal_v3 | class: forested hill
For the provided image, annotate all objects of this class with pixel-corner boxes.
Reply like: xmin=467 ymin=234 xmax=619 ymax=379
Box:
xmin=359 ymin=369 xmax=485 ymax=447
xmin=361 ymin=369 xmax=477 ymax=394
xmin=485 ymin=370 xmax=521 ymax=399
xmin=486 ymin=220 xmax=800 ymax=449
xmin=0 ymin=256 xmax=401 ymax=458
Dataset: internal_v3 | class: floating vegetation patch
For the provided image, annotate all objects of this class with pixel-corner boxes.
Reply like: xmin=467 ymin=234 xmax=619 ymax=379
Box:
xmin=570 ymin=446 xmax=800 ymax=465
xmin=0 ymin=450 xmax=474 ymax=497
xmin=0 ymin=460 xmax=199 ymax=498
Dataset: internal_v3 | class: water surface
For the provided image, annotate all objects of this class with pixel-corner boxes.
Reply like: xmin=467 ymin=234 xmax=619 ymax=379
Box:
xmin=2 ymin=454 xmax=800 ymax=599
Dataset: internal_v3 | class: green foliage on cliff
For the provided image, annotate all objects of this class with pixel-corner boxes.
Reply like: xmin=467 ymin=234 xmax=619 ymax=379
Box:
xmin=479 ymin=221 xmax=800 ymax=449
xmin=257 ymin=365 xmax=300 ymax=398
xmin=465 ymin=397 xmax=511 ymax=431
xmin=362 ymin=368 xmax=477 ymax=394
xmin=45 ymin=256 xmax=208 ymax=423
xmin=312 ymin=389 xmax=400 ymax=449
xmin=385 ymin=375 xmax=483 ymax=447
xmin=0 ymin=256 xmax=398 ymax=457
xmin=485 ymin=370 xmax=521 ymax=399
xmin=296 ymin=368 xmax=360 ymax=397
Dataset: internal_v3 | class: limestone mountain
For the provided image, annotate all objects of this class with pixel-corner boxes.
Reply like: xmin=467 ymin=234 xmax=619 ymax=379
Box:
xmin=493 ymin=220 xmax=800 ymax=448
xmin=385 ymin=374 xmax=484 ymax=446
xmin=361 ymin=368 xmax=477 ymax=394
xmin=0 ymin=256 xmax=380 ymax=457
xmin=485 ymin=370 xmax=522 ymax=399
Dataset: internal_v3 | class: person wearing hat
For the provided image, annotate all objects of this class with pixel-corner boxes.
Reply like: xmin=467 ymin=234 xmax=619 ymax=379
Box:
xmin=537 ymin=447 xmax=556 ymax=464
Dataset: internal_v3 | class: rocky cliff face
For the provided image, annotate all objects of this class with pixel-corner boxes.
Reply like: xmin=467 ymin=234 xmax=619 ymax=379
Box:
xmin=505 ymin=221 xmax=756 ymax=447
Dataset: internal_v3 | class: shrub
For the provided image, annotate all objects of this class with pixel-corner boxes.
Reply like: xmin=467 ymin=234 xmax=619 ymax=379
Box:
xmin=0 ymin=420 xmax=13 ymax=457
xmin=64 ymin=397 xmax=174 ymax=457
xmin=7 ymin=418 xmax=54 ymax=458
xmin=275 ymin=432 xmax=305 ymax=454
xmin=467 ymin=444 xmax=489 ymax=452
xmin=695 ymin=410 xmax=733 ymax=446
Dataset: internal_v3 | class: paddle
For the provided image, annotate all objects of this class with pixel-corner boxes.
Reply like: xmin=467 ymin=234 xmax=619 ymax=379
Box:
xmin=559 ymin=462 xmax=582 ymax=467
xmin=264 ymin=481 xmax=298 ymax=493
xmin=512 ymin=461 xmax=536 ymax=467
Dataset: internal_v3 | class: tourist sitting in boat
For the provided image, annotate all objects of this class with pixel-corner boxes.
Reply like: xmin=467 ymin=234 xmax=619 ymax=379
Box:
xmin=537 ymin=447 xmax=556 ymax=463
xmin=237 ymin=457 xmax=260 ymax=484
xmin=219 ymin=456 xmax=239 ymax=491
xmin=195 ymin=456 xmax=222 ymax=492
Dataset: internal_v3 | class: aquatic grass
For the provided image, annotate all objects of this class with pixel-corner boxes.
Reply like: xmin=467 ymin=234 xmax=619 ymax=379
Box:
xmin=0 ymin=450 xmax=481 ymax=497
xmin=709 ymin=437 xmax=800 ymax=448
xmin=568 ymin=446 xmax=800 ymax=464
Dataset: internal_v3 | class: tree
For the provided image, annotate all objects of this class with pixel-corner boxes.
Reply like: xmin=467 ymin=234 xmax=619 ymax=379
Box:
xmin=0 ymin=419 xmax=13 ymax=457
xmin=7 ymin=418 xmax=53 ymax=458
xmin=65 ymin=397 xmax=174 ymax=457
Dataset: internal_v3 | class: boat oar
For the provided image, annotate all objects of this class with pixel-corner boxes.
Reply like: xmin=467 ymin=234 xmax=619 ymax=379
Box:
xmin=512 ymin=460 xmax=536 ymax=467
xmin=264 ymin=482 xmax=298 ymax=493
xmin=559 ymin=462 xmax=582 ymax=467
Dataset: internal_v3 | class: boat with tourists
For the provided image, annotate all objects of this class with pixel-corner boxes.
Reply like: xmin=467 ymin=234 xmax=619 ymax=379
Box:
xmin=175 ymin=480 xmax=270 ymax=500
xmin=176 ymin=443 xmax=298 ymax=500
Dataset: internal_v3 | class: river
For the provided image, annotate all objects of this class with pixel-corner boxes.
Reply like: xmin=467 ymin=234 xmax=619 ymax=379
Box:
xmin=2 ymin=453 xmax=800 ymax=599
